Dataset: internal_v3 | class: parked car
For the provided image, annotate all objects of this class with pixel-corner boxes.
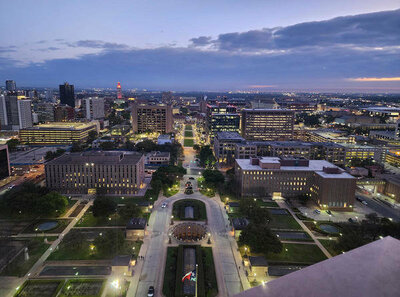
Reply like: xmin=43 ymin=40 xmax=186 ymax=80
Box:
xmin=147 ymin=286 xmax=154 ymax=297
xmin=314 ymin=209 xmax=321 ymax=214
xmin=189 ymin=177 xmax=195 ymax=180
xmin=362 ymin=200 xmax=368 ymax=206
xmin=326 ymin=210 xmax=332 ymax=215
xmin=161 ymin=202 xmax=168 ymax=208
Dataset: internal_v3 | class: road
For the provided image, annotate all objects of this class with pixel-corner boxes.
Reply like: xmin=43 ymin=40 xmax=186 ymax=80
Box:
xmin=356 ymin=192 xmax=400 ymax=221
xmin=133 ymin=173 xmax=247 ymax=297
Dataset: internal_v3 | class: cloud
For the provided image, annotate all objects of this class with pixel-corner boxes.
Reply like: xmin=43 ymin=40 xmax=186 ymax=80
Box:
xmin=33 ymin=47 xmax=61 ymax=52
xmin=1 ymin=9 xmax=399 ymax=91
xmin=194 ymin=9 xmax=400 ymax=51
xmin=66 ymin=40 xmax=130 ymax=50
xmin=348 ymin=77 xmax=400 ymax=82
xmin=189 ymin=36 xmax=213 ymax=47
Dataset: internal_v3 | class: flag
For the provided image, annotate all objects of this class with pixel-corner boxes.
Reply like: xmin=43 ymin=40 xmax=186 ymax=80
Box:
xmin=182 ymin=269 xmax=196 ymax=282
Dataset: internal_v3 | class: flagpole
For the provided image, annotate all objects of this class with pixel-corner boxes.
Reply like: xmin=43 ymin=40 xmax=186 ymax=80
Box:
xmin=195 ymin=263 xmax=198 ymax=297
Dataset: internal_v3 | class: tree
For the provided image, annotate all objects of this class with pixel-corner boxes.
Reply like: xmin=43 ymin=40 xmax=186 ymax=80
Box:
xmin=135 ymin=139 xmax=157 ymax=152
xmin=99 ymin=141 xmax=116 ymax=151
xmin=87 ymin=130 xmax=98 ymax=144
xmin=239 ymin=223 xmax=282 ymax=254
xmin=297 ymin=193 xmax=309 ymax=206
xmin=94 ymin=229 xmax=125 ymax=257
xmin=71 ymin=142 xmax=86 ymax=152
xmin=34 ymin=192 xmax=68 ymax=216
xmin=202 ymin=169 xmax=225 ymax=187
xmin=124 ymin=140 xmax=135 ymax=151
xmin=119 ymin=203 xmax=141 ymax=221
xmin=92 ymin=196 xmax=117 ymax=218
xmin=6 ymin=139 xmax=20 ymax=152
xmin=198 ymin=145 xmax=215 ymax=168
xmin=193 ymin=144 xmax=200 ymax=153
xmin=239 ymin=199 xmax=270 ymax=224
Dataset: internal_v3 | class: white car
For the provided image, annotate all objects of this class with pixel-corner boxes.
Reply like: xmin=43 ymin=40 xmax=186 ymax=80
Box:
xmin=161 ymin=202 xmax=168 ymax=208
xmin=362 ymin=200 xmax=368 ymax=206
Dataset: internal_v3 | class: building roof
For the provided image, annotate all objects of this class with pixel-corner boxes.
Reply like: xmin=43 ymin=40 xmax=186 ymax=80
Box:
xmin=21 ymin=121 xmax=96 ymax=131
xmin=236 ymin=157 xmax=354 ymax=180
xmin=112 ymin=255 xmax=132 ymax=266
xmin=46 ymin=151 xmax=143 ymax=165
xmin=231 ymin=218 xmax=249 ymax=230
xmin=215 ymin=131 xmax=244 ymax=141
xmin=126 ymin=217 xmax=147 ymax=230
xmin=234 ymin=237 xmax=400 ymax=297
xmin=249 ymin=256 xmax=268 ymax=267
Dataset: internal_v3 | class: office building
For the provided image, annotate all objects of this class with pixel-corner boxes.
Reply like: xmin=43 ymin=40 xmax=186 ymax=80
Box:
xmin=59 ymin=82 xmax=75 ymax=107
xmin=19 ymin=122 xmax=97 ymax=145
xmin=206 ymin=102 xmax=240 ymax=141
xmin=82 ymin=97 xmax=105 ymax=120
xmin=0 ymin=94 xmax=33 ymax=130
xmin=235 ymin=157 xmax=355 ymax=210
xmin=308 ymin=130 xmax=355 ymax=144
xmin=0 ymin=144 xmax=10 ymax=180
xmin=35 ymin=102 xmax=55 ymax=122
xmin=5 ymin=80 xmax=16 ymax=92
xmin=131 ymin=103 xmax=173 ymax=134
xmin=241 ymin=109 xmax=294 ymax=141
xmin=45 ymin=151 xmax=145 ymax=195
xmin=54 ymin=105 xmax=75 ymax=121
xmin=214 ymin=131 xmax=245 ymax=165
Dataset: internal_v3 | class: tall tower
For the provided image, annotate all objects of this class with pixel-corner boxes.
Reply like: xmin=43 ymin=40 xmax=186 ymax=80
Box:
xmin=117 ymin=82 xmax=122 ymax=99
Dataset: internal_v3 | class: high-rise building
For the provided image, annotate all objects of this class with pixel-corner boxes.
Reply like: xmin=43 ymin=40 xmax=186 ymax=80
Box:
xmin=0 ymin=144 xmax=10 ymax=180
xmin=35 ymin=102 xmax=55 ymax=122
xmin=206 ymin=102 xmax=240 ymax=142
xmin=82 ymin=97 xmax=105 ymax=120
xmin=5 ymin=80 xmax=16 ymax=92
xmin=59 ymin=82 xmax=75 ymax=107
xmin=45 ymin=151 xmax=145 ymax=195
xmin=241 ymin=109 xmax=294 ymax=141
xmin=117 ymin=82 xmax=122 ymax=99
xmin=0 ymin=94 xmax=33 ymax=130
xmin=131 ymin=103 xmax=173 ymax=134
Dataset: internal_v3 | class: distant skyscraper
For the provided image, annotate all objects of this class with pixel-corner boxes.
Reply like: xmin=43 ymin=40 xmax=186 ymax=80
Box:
xmin=59 ymin=82 xmax=75 ymax=107
xmin=5 ymin=80 xmax=16 ymax=92
xmin=0 ymin=94 xmax=33 ymax=130
xmin=82 ymin=97 xmax=105 ymax=120
xmin=117 ymin=82 xmax=122 ymax=99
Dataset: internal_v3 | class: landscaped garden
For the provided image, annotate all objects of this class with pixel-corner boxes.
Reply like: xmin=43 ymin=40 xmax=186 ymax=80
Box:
xmin=22 ymin=219 xmax=71 ymax=234
xmin=318 ymin=239 xmax=341 ymax=256
xmin=184 ymin=130 xmax=193 ymax=137
xmin=164 ymin=181 xmax=180 ymax=197
xmin=48 ymin=229 xmax=142 ymax=261
xmin=265 ymin=243 xmax=327 ymax=264
xmin=14 ymin=280 xmax=64 ymax=297
xmin=268 ymin=214 xmax=303 ymax=230
xmin=59 ymin=279 xmax=106 ymax=297
xmin=172 ymin=199 xmax=207 ymax=221
xmin=162 ymin=245 xmax=217 ymax=297
xmin=2 ymin=238 xmax=53 ymax=277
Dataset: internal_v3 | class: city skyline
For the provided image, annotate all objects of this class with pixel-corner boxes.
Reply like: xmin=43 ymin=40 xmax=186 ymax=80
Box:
xmin=0 ymin=1 xmax=399 ymax=91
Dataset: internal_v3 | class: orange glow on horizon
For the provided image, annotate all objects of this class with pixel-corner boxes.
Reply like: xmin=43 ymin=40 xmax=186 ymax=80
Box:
xmin=348 ymin=77 xmax=400 ymax=82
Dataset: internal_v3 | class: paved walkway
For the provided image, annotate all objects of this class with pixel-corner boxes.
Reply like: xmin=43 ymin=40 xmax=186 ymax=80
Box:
xmin=277 ymin=200 xmax=332 ymax=259
xmin=6 ymin=200 xmax=93 ymax=297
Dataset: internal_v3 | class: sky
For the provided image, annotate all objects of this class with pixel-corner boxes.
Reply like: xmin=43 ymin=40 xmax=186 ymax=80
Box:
xmin=0 ymin=0 xmax=399 ymax=91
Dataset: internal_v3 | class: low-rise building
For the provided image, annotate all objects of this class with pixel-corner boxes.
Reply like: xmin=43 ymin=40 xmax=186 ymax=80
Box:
xmin=125 ymin=217 xmax=147 ymax=240
xmin=19 ymin=122 xmax=98 ymax=145
xmin=157 ymin=134 xmax=172 ymax=145
xmin=235 ymin=157 xmax=355 ymax=211
xmin=146 ymin=151 xmax=170 ymax=167
xmin=45 ymin=151 xmax=145 ymax=195
xmin=214 ymin=132 xmax=245 ymax=165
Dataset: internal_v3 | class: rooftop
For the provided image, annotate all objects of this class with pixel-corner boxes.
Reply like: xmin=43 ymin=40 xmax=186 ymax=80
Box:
xmin=249 ymin=256 xmax=268 ymax=267
xmin=216 ymin=131 xmax=245 ymax=141
xmin=234 ymin=237 xmax=400 ymax=297
xmin=46 ymin=151 xmax=143 ymax=165
xmin=21 ymin=122 xmax=97 ymax=131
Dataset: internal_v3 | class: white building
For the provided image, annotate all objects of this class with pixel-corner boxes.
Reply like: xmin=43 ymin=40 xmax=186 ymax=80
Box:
xmin=0 ymin=95 xmax=33 ymax=130
xmin=82 ymin=97 xmax=105 ymax=120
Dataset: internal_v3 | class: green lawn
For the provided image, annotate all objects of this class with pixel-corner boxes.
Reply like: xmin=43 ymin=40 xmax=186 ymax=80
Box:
xmin=269 ymin=214 xmax=302 ymax=230
xmin=1 ymin=238 xmax=52 ymax=277
xmin=266 ymin=243 xmax=327 ymax=264
xmin=59 ymin=279 xmax=106 ymax=297
xmin=184 ymin=125 xmax=193 ymax=131
xmin=48 ymin=236 xmax=142 ymax=261
xmin=318 ymin=239 xmax=341 ymax=256
xmin=256 ymin=200 xmax=279 ymax=208
xmin=172 ymin=199 xmax=207 ymax=220
xmin=163 ymin=182 xmax=180 ymax=197
xmin=184 ymin=131 xmax=193 ymax=137
xmin=183 ymin=138 xmax=194 ymax=147
xmin=162 ymin=247 xmax=178 ymax=297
